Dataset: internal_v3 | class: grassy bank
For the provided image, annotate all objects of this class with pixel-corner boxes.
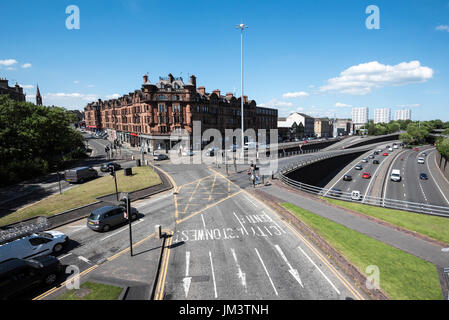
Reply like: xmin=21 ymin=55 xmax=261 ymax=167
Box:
xmin=282 ymin=202 xmax=442 ymax=300
xmin=57 ymin=281 xmax=123 ymax=300
xmin=322 ymin=198 xmax=449 ymax=245
xmin=0 ymin=166 xmax=161 ymax=226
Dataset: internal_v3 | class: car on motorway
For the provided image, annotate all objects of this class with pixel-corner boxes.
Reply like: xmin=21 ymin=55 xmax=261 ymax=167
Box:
xmin=388 ymin=147 xmax=393 ymax=152
xmin=354 ymin=164 xmax=363 ymax=170
xmin=100 ymin=162 xmax=122 ymax=172
xmin=362 ymin=172 xmax=371 ymax=179
xmin=0 ymin=231 xmax=69 ymax=263
xmin=64 ymin=167 xmax=98 ymax=183
xmin=0 ymin=256 xmax=64 ymax=300
xmin=390 ymin=169 xmax=402 ymax=182
xmin=420 ymin=173 xmax=428 ymax=180
xmin=374 ymin=151 xmax=379 ymax=155
xmin=417 ymin=157 xmax=425 ymax=164
xmin=343 ymin=174 xmax=352 ymax=181
xmin=351 ymin=190 xmax=362 ymax=201
xmin=87 ymin=205 xmax=139 ymax=232
xmin=369 ymin=155 xmax=375 ymax=159
xmin=329 ymin=188 xmax=343 ymax=197
xmin=153 ymin=153 xmax=169 ymax=161
xmin=413 ymin=147 xmax=419 ymax=152
xmin=377 ymin=149 xmax=382 ymax=153
xmin=422 ymin=152 xmax=427 ymax=157
xmin=373 ymin=160 xmax=380 ymax=164
xmin=383 ymin=152 xmax=389 ymax=156
xmin=362 ymin=158 xmax=368 ymax=163
xmin=393 ymin=144 xmax=398 ymax=149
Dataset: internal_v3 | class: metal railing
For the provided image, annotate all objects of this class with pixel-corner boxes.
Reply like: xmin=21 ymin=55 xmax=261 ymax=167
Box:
xmin=279 ymin=159 xmax=449 ymax=218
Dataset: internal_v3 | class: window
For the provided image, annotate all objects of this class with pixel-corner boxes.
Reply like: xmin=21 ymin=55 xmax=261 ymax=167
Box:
xmin=29 ymin=237 xmax=51 ymax=246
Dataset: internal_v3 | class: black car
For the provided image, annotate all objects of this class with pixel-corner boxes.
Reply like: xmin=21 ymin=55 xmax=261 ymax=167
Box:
xmin=374 ymin=151 xmax=379 ymax=155
xmin=0 ymin=256 xmax=63 ymax=300
xmin=419 ymin=173 xmax=428 ymax=180
xmin=100 ymin=162 xmax=122 ymax=172
xmin=373 ymin=160 xmax=380 ymax=164
xmin=343 ymin=174 xmax=352 ymax=181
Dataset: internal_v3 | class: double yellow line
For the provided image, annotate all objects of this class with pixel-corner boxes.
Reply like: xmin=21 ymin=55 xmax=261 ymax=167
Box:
xmin=154 ymin=231 xmax=174 ymax=300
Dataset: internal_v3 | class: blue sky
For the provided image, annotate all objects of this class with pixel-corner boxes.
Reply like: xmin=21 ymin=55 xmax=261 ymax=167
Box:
xmin=1 ymin=0 xmax=449 ymax=121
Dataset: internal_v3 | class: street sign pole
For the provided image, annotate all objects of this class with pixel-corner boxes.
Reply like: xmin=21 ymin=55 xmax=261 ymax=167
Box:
xmin=126 ymin=196 xmax=133 ymax=257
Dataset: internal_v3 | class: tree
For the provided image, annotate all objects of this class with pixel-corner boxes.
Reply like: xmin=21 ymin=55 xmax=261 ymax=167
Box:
xmin=0 ymin=95 xmax=86 ymax=186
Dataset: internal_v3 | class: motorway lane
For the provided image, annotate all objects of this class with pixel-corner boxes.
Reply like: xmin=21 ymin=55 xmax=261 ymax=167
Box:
xmin=328 ymin=144 xmax=399 ymax=197
xmin=385 ymin=146 xmax=449 ymax=207
xmin=161 ymin=172 xmax=362 ymax=300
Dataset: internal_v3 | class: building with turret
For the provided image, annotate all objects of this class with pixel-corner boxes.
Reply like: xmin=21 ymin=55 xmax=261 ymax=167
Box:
xmin=0 ymin=78 xmax=26 ymax=102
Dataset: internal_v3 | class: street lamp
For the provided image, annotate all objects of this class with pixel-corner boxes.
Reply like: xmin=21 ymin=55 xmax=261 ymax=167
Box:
xmin=236 ymin=23 xmax=248 ymax=159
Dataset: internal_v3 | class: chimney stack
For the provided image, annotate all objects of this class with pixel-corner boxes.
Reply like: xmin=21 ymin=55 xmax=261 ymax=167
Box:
xmin=143 ymin=74 xmax=148 ymax=84
xmin=243 ymin=95 xmax=248 ymax=103
xmin=198 ymin=86 xmax=206 ymax=95
xmin=213 ymin=89 xmax=221 ymax=97
xmin=190 ymin=75 xmax=196 ymax=87
xmin=168 ymin=73 xmax=174 ymax=83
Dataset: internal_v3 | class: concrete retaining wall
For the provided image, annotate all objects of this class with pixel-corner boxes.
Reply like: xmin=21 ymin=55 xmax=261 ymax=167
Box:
xmin=436 ymin=152 xmax=449 ymax=182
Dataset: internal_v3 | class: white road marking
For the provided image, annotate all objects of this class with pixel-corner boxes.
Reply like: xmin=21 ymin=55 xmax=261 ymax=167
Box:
xmin=255 ymin=248 xmax=278 ymax=296
xmin=78 ymin=256 xmax=91 ymax=264
xmin=233 ymin=212 xmax=248 ymax=235
xmin=231 ymin=248 xmax=247 ymax=292
xmin=244 ymin=194 xmax=259 ymax=208
xmin=183 ymin=251 xmax=192 ymax=298
xmin=274 ymin=245 xmax=303 ymax=288
xmin=427 ymin=149 xmax=449 ymax=206
xmin=209 ymin=251 xmax=218 ymax=298
xmin=262 ymin=210 xmax=286 ymax=234
xmin=100 ymin=219 xmax=145 ymax=241
xmin=58 ymin=253 xmax=72 ymax=260
xmin=201 ymin=214 xmax=206 ymax=229
xmin=296 ymin=245 xmax=341 ymax=295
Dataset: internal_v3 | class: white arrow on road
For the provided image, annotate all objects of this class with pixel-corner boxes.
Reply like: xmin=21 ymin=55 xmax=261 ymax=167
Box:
xmin=442 ymin=248 xmax=449 ymax=253
xmin=275 ymin=245 xmax=304 ymax=288
xmin=231 ymin=248 xmax=247 ymax=292
xmin=183 ymin=251 xmax=192 ymax=298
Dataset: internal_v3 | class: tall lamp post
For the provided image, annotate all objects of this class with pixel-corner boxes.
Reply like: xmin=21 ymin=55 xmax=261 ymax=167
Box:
xmin=236 ymin=23 xmax=248 ymax=159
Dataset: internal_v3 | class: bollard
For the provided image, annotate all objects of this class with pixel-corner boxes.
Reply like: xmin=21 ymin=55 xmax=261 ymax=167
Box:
xmin=155 ymin=225 xmax=162 ymax=239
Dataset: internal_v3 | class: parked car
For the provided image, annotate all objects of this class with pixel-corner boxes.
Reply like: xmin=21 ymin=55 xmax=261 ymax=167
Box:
xmin=0 ymin=231 xmax=69 ymax=263
xmin=354 ymin=165 xmax=363 ymax=170
xmin=65 ymin=167 xmax=98 ymax=183
xmin=362 ymin=172 xmax=371 ymax=179
xmin=87 ymin=205 xmax=139 ymax=232
xmin=373 ymin=160 xmax=380 ymax=164
xmin=419 ymin=173 xmax=428 ymax=180
xmin=153 ymin=153 xmax=169 ymax=161
xmin=343 ymin=174 xmax=352 ymax=181
xmin=100 ymin=162 xmax=122 ymax=172
xmin=181 ymin=150 xmax=195 ymax=157
xmin=0 ymin=256 xmax=64 ymax=300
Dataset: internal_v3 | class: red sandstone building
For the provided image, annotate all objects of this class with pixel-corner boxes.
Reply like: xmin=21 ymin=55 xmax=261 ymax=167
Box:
xmin=84 ymin=74 xmax=277 ymax=152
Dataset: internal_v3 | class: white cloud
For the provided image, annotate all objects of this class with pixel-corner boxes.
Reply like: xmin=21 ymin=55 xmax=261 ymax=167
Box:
xmin=282 ymin=91 xmax=309 ymax=98
xmin=106 ymin=93 xmax=121 ymax=99
xmin=436 ymin=25 xmax=449 ymax=32
xmin=20 ymin=84 xmax=34 ymax=89
xmin=21 ymin=63 xmax=32 ymax=69
xmin=259 ymin=99 xmax=294 ymax=108
xmin=43 ymin=93 xmax=99 ymax=108
xmin=335 ymin=102 xmax=352 ymax=108
xmin=87 ymin=84 xmax=95 ymax=88
xmin=320 ymin=61 xmax=434 ymax=95
xmin=74 ymin=80 xmax=79 ymax=84
xmin=393 ymin=104 xmax=420 ymax=108
xmin=0 ymin=59 xmax=18 ymax=67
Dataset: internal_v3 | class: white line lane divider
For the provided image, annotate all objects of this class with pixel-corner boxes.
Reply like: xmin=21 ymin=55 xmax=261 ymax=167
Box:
xmin=100 ymin=219 xmax=145 ymax=241
xmin=296 ymin=245 xmax=340 ymax=295
xmin=274 ymin=245 xmax=303 ymax=288
xmin=231 ymin=248 xmax=247 ymax=292
xmin=78 ymin=256 xmax=92 ymax=264
xmin=255 ymin=248 xmax=279 ymax=296
xmin=209 ymin=251 xmax=218 ymax=299
xmin=183 ymin=251 xmax=192 ymax=298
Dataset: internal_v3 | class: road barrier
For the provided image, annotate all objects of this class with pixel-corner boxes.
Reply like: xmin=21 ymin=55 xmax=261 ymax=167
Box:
xmin=280 ymin=158 xmax=449 ymax=218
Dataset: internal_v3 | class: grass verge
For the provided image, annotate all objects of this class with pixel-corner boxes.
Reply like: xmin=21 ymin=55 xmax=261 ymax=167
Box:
xmin=281 ymin=202 xmax=442 ymax=300
xmin=57 ymin=281 xmax=123 ymax=300
xmin=322 ymin=197 xmax=449 ymax=245
xmin=0 ymin=166 xmax=161 ymax=226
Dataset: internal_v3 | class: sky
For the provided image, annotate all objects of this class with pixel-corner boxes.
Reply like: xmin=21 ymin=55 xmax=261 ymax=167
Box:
xmin=1 ymin=0 xmax=449 ymax=121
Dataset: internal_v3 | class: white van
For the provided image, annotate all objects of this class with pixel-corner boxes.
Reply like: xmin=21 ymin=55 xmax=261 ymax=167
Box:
xmin=417 ymin=157 xmax=425 ymax=164
xmin=390 ymin=169 xmax=402 ymax=182
xmin=0 ymin=231 xmax=68 ymax=263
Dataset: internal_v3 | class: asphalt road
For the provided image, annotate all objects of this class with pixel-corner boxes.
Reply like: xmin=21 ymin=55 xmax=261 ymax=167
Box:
xmin=384 ymin=146 xmax=449 ymax=208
